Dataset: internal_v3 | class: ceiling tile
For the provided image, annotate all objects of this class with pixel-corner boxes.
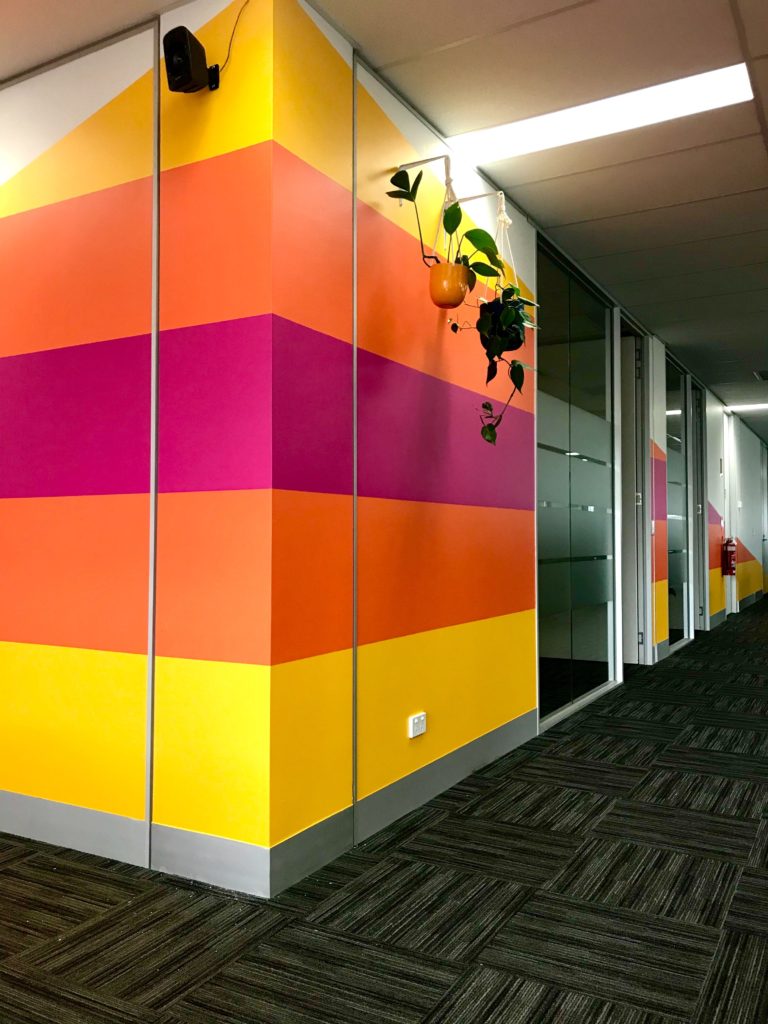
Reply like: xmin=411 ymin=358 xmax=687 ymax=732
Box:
xmin=383 ymin=0 xmax=742 ymax=135
xmin=508 ymin=135 xmax=768 ymax=227
xmin=547 ymin=188 xmax=768 ymax=257
xmin=736 ymin=0 xmax=768 ymax=58
xmin=314 ymin=0 xmax=585 ymax=68
xmin=581 ymin=230 xmax=768 ymax=283
xmin=614 ymin=263 xmax=768 ymax=305
xmin=631 ymin=286 xmax=768 ymax=325
xmin=492 ymin=103 xmax=760 ymax=187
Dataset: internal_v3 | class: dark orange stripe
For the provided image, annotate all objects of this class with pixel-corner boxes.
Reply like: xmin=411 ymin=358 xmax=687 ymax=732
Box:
xmin=0 ymin=494 xmax=149 ymax=653
xmin=0 ymin=178 xmax=152 ymax=356
xmin=653 ymin=519 xmax=668 ymax=582
xmin=155 ymin=489 xmax=271 ymax=664
xmin=358 ymin=499 xmax=535 ymax=647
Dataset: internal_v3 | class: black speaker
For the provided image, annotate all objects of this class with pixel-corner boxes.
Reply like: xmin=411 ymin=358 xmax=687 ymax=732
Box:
xmin=163 ymin=26 xmax=219 ymax=92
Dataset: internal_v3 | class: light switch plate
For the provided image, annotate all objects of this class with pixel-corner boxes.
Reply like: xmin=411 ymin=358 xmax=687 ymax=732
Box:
xmin=408 ymin=712 xmax=427 ymax=738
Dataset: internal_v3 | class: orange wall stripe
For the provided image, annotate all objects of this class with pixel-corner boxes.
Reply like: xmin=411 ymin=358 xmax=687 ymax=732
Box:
xmin=358 ymin=499 xmax=536 ymax=647
xmin=0 ymin=177 xmax=152 ymax=357
xmin=155 ymin=489 xmax=272 ymax=665
xmin=0 ymin=494 xmax=149 ymax=655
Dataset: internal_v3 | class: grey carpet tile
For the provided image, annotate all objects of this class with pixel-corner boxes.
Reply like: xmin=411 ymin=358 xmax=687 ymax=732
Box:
xmin=307 ymin=857 xmax=531 ymax=962
xmin=567 ymin=716 xmax=685 ymax=743
xmin=513 ymin=755 xmax=648 ymax=796
xmin=593 ymin=799 xmax=759 ymax=863
xmin=424 ymin=966 xmax=681 ymax=1024
xmin=728 ymin=671 xmax=768 ymax=689
xmin=629 ymin=768 xmax=768 ymax=820
xmin=0 ymin=854 xmax=151 ymax=959
xmin=398 ymin=814 xmax=582 ymax=885
xmin=426 ymin=773 xmax=503 ymax=811
xmin=168 ymin=922 xmax=460 ymax=1024
xmin=711 ymin=693 xmax=768 ymax=715
xmin=18 ymin=886 xmax=287 ymax=1010
xmin=550 ymin=732 xmax=667 ymax=768
xmin=271 ymin=850 xmax=381 ymax=915
xmin=691 ymin=930 xmax=768 ymax=1023
xmin=590 ymin=698 xmax=700 ymax=724
xmin=0 ymin=838 xmax=35 ymax=870
xmin=478 ymin=891 xmax=719 ymax=1019
xmin=625 ymin=674 xmax=725 ymax=695
xmin=725 ymin=869 xmax=768 ymax=936
xmin=465 ymin=779 xmax=614 ymax=835
xmin=546 ymin=837 xmax=741 ymax=928
xmin=692 ymin=710 xmax=768 ymax=733
xmin=750 ymin=819 xmax=768 ymax=870
xmin=356 ymin=806 xmax=448 ymax=855
xmin=473 ymin=735 xmax=565 ymax=780
xmin=0 ymin=962 xmax=167 ymax=1024
xmin=676 ymin=723 xmax=768 ymax=758
xmin=656 ymin=745 xmax=768 ymax=783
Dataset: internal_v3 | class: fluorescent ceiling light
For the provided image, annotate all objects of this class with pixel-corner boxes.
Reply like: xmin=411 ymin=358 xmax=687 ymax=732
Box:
xmin=447 ymin=64 xmax=753 ymax=164
xmin=725 ymin=403 xmax=768 ymax=412
xmin=666 ymin=409 xmax=682 ymax=416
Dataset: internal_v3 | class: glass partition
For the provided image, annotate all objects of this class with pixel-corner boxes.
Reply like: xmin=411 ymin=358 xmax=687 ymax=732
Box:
xmin=666 ymin=358 xmax=689 ymax=645
xmin=537 ymin=248 xmax=615 ymax=717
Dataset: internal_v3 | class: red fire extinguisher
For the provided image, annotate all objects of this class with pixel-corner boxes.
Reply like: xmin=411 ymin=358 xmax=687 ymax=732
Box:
xmin=722 ymin=537 xmax=737 ymax=576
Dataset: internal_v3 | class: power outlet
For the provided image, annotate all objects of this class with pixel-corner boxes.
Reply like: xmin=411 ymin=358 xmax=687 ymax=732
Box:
xmin=408 ymin=712 xmax=427 ymax=738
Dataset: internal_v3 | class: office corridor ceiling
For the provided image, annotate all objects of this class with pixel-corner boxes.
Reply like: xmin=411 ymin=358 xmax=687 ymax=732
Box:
xmin=2 ymin=0 xmax=767 ymax=438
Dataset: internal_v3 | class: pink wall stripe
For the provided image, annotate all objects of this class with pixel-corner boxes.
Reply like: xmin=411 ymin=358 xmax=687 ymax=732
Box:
xmin=0 ymin=336 xmax=150 ymax=498
xmin=652 ymin=456 xmax=667 ymax=521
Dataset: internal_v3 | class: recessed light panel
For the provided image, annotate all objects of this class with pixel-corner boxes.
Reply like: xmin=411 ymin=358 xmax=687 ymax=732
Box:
xmin=447 ymin=64 xmax=753 ymax=165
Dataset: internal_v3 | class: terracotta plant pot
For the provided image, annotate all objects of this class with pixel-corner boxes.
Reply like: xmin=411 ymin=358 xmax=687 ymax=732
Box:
xmin=429 ymin=262 xmax=470 ymax=309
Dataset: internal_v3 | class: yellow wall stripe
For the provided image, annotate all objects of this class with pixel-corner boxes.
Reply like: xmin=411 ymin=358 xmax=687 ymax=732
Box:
xmin=0 ymin=641 xmax=146 ymax=818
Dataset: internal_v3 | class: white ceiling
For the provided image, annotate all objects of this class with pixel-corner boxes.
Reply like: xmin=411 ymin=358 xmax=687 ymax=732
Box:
xmin=2 ymin=0 xmax=768 ymax=439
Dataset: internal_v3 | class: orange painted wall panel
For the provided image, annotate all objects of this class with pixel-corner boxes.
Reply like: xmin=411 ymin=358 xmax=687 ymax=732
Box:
xmin=271 ymin=489 xmax=353 ymax=665
xmin=358 ymin=499 xmax=535 ymax=647
xmin=0 ymin=177 xmax=153 ymax=356
xmin=0 ymin=494 xmax=149 ymax=654
xmin=155 ymin=489 xmax=271 ymax=665
xmin=652 ymin=519 xmax=669 ymax=583
xmin=159 ymin=144 xmax=272 ymax=332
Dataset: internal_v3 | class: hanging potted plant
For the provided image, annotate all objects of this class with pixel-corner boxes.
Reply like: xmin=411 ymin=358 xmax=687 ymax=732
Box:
xmin=386 ymin=171 xmax=537 ymax=444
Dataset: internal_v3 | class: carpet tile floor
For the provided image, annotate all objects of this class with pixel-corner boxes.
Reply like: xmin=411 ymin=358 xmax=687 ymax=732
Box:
xmin=1 ymin=598 xmax=768 ymax=1021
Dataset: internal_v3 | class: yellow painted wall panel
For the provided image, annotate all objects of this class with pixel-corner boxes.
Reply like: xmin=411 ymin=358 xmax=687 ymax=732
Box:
xmin=653 ymin=580 xmax=669 ymax=646
xmin=273 ymin=0 xmax=352 ymax=190
xmin=153 ymin=656 xmax=270 ymax=845
xmin=270 ymin=648 xmax=353 ymax=845
xmin=0 ymin=72 xmax=154 ymax=219
xmin=709 ymin=567 xmax=726 ymax=617
xmin=161 ymin=0 xmax=273 ymax=172
xmin=357 ymin=610 xmax=537 ymax=801
xmin=737 ymin=559 xmax=763 ymax=603
xmin=0 ymin=642 xmax=146 ymax=818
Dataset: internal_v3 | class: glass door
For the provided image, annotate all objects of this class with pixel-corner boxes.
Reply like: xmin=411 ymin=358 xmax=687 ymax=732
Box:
xmin=665 ymin=357 xmax=689 ymax=646
xmin=537 ymin=248 xmax=615 ymax=718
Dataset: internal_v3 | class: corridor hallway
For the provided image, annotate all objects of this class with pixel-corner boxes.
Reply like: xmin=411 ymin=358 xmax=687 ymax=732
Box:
xmin=0 ymin=601 xmax=767 ymax=1023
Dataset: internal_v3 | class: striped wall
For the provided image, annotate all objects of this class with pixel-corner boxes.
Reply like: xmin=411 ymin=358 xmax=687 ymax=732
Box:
xmin=706 ymin=392 xmax=727 ymax=623
xmin=649 ymin=338 xmax=669 ymax=649
xmin=355 ymin=69 xmax=537 ymax=806
xmin=0 ymin=0 xmax=536 ymax=890
xmin=0 ymin=29 xmax=155 ymax=851
xmin=731 ymin=418 xmax=764 ymax=606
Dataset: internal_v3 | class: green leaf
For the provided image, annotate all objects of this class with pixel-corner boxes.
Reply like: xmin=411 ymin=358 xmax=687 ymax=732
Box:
xmin=481 ymin=423 xmax=497 ymax=445
xmin=386 ymin=189 xmax=413 ymax=201
xmin=470 ymin=261 xmax=499 ymax=278
xmin=476 ymin=315 xmax=492 ymax=336
xmin=443 ymin=202 xmax=462 ymax=235
xmin=509 ymin=361 xmax=525 ymax=391
xmin=389 ymin=169 xmax=410 ymax=191
xmin=487 ymin=252 xmax=505 ymax=271
xmin=519 ymin=297 xmax=538 ymax=307
xmin=464 ymin=228 xmax=498 ymax=254
xmin=500 ymin=305 xmax=519 ymax=327
xmin=486 ymin=359 xmax=498 ymax=384
xmin=450 ymin=322 xmax=460 ymax=334
xmin=410 ymin=169 xmax=423 ymax=200
xmin=467 ymin=269 xmax=477 ymax=292
xmin=482 ymin=401 xmax=494 ymax=413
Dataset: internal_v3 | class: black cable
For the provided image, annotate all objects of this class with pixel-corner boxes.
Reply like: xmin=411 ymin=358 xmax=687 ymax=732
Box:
xmin=220 ymin=0 xmax=250 ymax=72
